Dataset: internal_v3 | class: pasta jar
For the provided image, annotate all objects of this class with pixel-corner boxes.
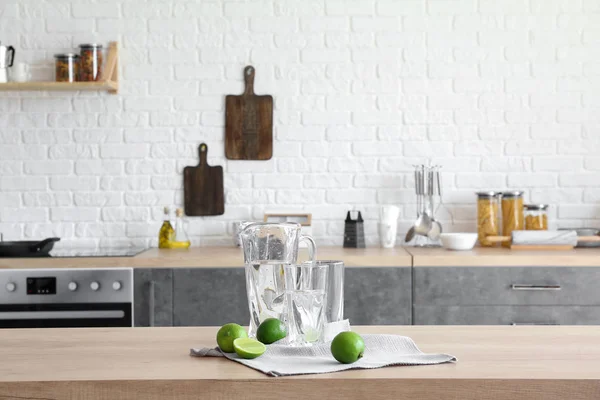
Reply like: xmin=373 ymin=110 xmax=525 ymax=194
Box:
xmin=476 ymin=191 xmax=501 ymax=247
xmin=54 ymin=53 xmax=79 ymax=82
xmin=501 ymin=191 xmax=525 ymax=248
xmin=78 ymin=43 xmax=103 ymax=81
xmin=524 ymin=204 xmax=549 ymax=231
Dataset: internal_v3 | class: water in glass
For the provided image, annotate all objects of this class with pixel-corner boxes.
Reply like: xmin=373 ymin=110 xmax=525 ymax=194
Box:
xmin=284 ymin=263 xmax=328 ymax=346
xmin=286 ymin=289 xmax=326 ymax=345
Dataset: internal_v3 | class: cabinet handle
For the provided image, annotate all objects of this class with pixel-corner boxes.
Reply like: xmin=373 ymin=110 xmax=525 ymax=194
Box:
xmin=511 ymin=322 xmax=559 ymax=326
xmin=149 ymin=281 xmax=156 ymax=327
xmin=511 ymin=284 xmax=561 ymax=291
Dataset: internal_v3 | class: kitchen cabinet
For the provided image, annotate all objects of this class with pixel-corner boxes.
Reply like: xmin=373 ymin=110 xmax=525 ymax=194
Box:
xmin=172 ymin=268 xmax=249 ymax=326
xmin=133 ymin=269 xmax=173 ymax=327
xmin=413 ymin=266 xmax=600 ymax=325
xmin=414 ymin=305 xmax=600 ymax=325
xmin=344 ymin=267 xmax=412 ymax=325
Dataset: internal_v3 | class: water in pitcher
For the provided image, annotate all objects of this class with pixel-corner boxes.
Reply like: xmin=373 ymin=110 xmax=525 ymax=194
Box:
xmin=246 ymin=261 xmax=287 ymax=337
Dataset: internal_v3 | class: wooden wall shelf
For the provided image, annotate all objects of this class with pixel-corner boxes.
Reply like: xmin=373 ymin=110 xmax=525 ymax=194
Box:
xmin=0 ymin=41 xmax=119 ymax=94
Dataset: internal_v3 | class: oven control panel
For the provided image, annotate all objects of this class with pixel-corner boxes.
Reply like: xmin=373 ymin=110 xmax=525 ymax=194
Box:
xmin=0 ymin=268 xmax=133 ymax=304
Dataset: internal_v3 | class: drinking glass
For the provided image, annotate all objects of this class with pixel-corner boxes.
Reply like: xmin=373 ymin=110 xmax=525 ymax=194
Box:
xmin=284 ymin=263 xmax=328 ymax=346
xmin=307 ymin=260 xmax=344 ymax=323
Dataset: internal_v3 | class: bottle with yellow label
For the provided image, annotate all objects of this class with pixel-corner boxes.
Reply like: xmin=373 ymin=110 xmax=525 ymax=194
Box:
xmin=158 ymin=207 xmax=175 ymax=248
xmin=170 ymin=208 xmax=191 ymax=249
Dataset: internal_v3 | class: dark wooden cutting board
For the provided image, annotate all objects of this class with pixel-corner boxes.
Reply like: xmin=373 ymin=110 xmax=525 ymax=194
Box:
xmin=225 ymin=65 xmax=273 ymax=160
xmin=183 ymin=143 xmax=224 ymax=216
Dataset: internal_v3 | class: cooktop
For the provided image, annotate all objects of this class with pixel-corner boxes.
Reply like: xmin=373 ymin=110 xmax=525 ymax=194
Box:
xmin=48 ymin=248 xmax=147 ymax=258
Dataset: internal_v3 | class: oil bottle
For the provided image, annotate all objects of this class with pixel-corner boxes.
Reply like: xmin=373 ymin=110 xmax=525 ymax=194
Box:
xmin=169 ymin=208 xmax=191 ymax=249
xmin=158 ymin=206 xmax=175 ymax=248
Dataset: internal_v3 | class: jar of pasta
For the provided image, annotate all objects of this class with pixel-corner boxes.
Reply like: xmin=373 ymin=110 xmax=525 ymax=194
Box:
xmin=54 ymin=53 xmax=79 ymax=82
xmin=476 ymin=191 xmax=501 ymax=247
xmin=501 ymin=191 xmax=524 ymax=247
xmin=78 ymin=43 xmax=103 ymax=81
xmin=524 ymin=204 xmax=548 ymax=231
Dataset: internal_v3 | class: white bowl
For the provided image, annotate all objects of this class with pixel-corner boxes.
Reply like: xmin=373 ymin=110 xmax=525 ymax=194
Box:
xmin=440 ymin=233 xmax=478 ymax=251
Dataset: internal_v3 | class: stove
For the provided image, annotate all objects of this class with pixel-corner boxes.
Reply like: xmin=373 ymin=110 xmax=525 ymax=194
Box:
xmin=0 ymin=268 xmax=133 ymax=328
xmin=49 ymin=248 xmax=147 ymax=258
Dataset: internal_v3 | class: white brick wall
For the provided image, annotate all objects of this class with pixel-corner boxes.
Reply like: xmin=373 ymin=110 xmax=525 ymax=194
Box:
xmin=0 ymin=0 xmax=599 ymax=247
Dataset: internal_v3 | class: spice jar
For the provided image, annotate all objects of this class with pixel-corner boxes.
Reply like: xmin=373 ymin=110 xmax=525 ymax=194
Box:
xmin=54 ymin=53 xmax=79 ymax=82
xmin=78 ymin=43 xmax=103 ymax=81
xmin=476 ymin=191 xmax=501 ymax=247
xmin=524 ymin=204 xmax=548 ymax=231
xmin=501 ymin=191 xmax=525 ymax=248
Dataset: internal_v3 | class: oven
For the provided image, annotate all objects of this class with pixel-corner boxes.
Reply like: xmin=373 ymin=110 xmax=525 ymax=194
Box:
xmin=0 ymin=268 xmax=133 ymax=328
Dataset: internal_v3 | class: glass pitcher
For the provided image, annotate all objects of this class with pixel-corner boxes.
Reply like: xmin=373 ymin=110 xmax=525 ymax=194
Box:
xmin=239 ymin=222 xmax=316 ymax=337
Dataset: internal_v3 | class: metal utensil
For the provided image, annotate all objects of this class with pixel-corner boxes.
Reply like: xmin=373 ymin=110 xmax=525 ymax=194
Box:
xmin=404 ymin=226 xmax=416 ymax=243
xmin=428 ymin=168 xmax=443 ymax=240
xmin=404 ymin=168 xmax=419 ymax=242
xmin=413 ymin=167 xmax=432 ymax=236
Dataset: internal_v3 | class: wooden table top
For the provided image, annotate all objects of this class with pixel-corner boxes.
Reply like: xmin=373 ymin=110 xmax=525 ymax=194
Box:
xmin=0 ymin=326 xmax=598 ymax=399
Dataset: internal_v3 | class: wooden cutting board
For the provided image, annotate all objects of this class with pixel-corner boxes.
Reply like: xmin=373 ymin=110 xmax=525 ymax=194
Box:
xmin=183 ymin=143 xmax=224 ymax=216
xmin=225 ymin=65 xmax=273 ymax=160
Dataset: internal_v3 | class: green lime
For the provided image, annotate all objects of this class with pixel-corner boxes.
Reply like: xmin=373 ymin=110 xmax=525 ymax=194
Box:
xmin=216 ymin=323 xmax=248 ymax=353
xmin=331 ymin=331 xmax=365 ymax=364
xmin=233 ymin=338 xmax=266 ymax=359
xmin=256 ymin=318 xmax=287 ymax=344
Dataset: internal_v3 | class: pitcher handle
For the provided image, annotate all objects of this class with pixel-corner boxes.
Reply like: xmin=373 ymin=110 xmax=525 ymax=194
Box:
xmin=300 ymin=234 xmax=317 ymax=262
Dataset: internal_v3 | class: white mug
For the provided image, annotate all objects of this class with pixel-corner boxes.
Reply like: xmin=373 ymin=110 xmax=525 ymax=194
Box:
xmin=378 ymin=222 xmax=397 ymax=248
xmin=0 ymin=69 xmax=7 ymax=83
xmin=10 ymin=62 xmax=30 ymax=82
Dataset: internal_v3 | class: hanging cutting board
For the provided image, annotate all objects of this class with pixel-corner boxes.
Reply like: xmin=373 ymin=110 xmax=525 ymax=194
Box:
xmin=225 ymin=65 xmax=273 ymax=160
xmin=183 ymin=143 xmax=224 ymax=216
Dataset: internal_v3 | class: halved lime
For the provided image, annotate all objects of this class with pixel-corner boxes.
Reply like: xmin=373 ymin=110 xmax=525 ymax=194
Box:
xmin=233 ymin=338 xmax=266 ymax=359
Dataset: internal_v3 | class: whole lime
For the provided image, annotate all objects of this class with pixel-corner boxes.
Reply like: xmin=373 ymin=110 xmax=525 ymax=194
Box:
xmin=216 ymin=323 xmax=248 ymax=353
xmin=256 ymin=318 xmax=287 ymax=344
xmin=331 ymin=331 xmax=365 ymax=364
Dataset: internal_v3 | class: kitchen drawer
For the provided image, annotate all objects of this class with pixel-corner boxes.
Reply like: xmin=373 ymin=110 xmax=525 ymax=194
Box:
xmin=414 ymin=267 xmax=600 ymax=306
xmin=414 ymin=305 xmax=600 ymax=325
xmin=344 ymin=267 xmax=411 ymax=325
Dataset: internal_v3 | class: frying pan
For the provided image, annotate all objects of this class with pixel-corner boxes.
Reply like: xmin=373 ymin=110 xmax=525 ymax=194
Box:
xmin=0 ymin=238 xmax=60 ymax=257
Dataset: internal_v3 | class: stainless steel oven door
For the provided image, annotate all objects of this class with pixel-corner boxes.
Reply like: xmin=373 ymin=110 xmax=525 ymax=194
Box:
xmin=0 ymin=303 xmax=133 ymax=328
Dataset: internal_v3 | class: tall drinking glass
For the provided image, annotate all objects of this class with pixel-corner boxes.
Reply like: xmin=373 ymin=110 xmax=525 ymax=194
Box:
xmin=284 ymin=263 xmax=328 ymax=346
xmin=306 ymin=260 xmax=345 ymax=323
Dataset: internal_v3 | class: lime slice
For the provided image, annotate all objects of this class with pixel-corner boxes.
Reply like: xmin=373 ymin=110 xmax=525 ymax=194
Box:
xmin=304 ymin=328 xmax=320 ymax=343
xmin=233 ymin=338 xmax=266 ymax=359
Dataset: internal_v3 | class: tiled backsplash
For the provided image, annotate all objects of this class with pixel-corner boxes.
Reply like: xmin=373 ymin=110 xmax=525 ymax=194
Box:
xmin=0 ymin=0 xmax=599 ymax=247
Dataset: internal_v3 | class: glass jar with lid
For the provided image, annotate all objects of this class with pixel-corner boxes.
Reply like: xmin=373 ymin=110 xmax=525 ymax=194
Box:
xmin=524 ymin=204 xmax=548 ymax=230
xmin=476 ymin=191 xmax=501 ymax=247
xmin=501 ymin=191 xmax=525 ymax=247
xmin=54 ymin=53 xmax=79 ymax=82
xmin=78 ymin=43 xmax=103 ymax=81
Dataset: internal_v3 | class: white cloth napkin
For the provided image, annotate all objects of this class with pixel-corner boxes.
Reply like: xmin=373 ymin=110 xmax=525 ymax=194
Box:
xmin=190 ymin=333 xmax=456 ymax=377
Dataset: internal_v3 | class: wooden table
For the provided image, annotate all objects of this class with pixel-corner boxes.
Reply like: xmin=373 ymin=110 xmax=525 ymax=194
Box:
xmin=0 ymin=326 xmax=599 ymax=399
